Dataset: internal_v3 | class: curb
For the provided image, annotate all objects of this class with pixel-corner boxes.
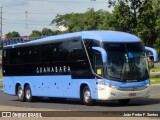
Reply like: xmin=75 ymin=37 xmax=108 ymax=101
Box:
xmin=151 ymin=84 xmax=160 ymax=86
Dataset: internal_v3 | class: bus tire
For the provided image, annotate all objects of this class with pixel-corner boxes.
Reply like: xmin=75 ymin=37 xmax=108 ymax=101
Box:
xmin=25 ymin=85 xmax=33 ymax=102
xmin=83 ymin=86 xmax=95 ymax=106
xmin=17 ymin=86 xmax=25 ymax=102
xmin=118 ymin=99 xmax=130 ymax=105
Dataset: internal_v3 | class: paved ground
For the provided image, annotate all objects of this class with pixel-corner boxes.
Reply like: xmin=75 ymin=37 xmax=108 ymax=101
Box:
xmin=0 ymin=84 xmax=160 ymax=120
xmin=0 ymin=105 xmax=159 ymax=120
xmin=0 ymin=105 xmax=160 ymax=120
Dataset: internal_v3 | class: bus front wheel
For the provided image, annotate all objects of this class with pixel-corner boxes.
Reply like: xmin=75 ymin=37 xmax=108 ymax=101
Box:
xmin=17 ymin=86 xmax=25 ymax=102
xmin=83 ymin=86 xmax=95 ymax=106
xmin=25 ymin=85 xmax=33 ymax=102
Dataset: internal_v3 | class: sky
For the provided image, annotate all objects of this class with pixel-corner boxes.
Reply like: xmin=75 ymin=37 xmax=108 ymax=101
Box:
xmin=0 ymin=0 xmax=112 ymax=36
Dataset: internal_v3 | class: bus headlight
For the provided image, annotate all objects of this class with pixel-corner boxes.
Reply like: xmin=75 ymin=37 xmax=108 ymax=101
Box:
xmin=145 ymin=83 xmax=150 ymax=88
xmin=110 ymin=85 xmax=119 ymax=90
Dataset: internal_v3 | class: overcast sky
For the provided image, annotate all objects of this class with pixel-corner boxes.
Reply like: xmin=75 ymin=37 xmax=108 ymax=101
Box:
xmin=0 ymin=0 xmax=112 ymax=36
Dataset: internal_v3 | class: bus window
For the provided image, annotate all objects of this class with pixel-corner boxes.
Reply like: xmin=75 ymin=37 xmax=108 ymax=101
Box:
xmin=3 ymin=49 xmax=10 ymax=65
xmin=10 ymin=48 xmax=19 ymax=64
xmin=53 ymin=42 xmax=67 ymax=62
xmin=21 ymin=46 xmax=41 ymax=64
xmin=93 ymin=52 xmax=103 ymax=76
xmin=70 ymin=39 xmax=85 ymax=61
xmin=41 ymin=44 xmax=53 ymax=63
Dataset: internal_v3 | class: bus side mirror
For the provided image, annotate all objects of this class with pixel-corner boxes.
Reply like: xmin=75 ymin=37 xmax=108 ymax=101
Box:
xmin=145 ymin=46 xmax=159 ymax=63
xmin=92 ymin=47 xmax=107 ymax=64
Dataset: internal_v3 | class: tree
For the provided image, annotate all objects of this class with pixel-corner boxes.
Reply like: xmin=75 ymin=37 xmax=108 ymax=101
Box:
xmin=30 ymin=30 xmax=42 ymax=37
xmin=136 ymin=0 xmax=157 ymax=47
xmin=6 ymin=31 xmax=20 ymax=38
xmin=110 ymin=0 xmax=134 ymax=32
xmin=108 ymin=0 xmax=159 ymax=47
xmin=51 ymin=8 xmax=110 ymax=32
xmin=97 ymin=11 xmax=114 ymax=30
xmin=153 ymin=0 xmax=160 ymax=56
xmin=41 ymin=28 xmax=54 ymax=36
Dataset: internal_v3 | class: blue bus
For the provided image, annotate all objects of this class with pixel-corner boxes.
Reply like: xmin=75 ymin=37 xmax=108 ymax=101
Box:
xmin=2 ymin=31 xmax=151 ymax=105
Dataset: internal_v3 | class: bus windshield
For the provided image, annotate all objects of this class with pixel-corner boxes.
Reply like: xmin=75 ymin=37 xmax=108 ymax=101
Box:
xmin=103 ymin=42 xmax=149 ymax=82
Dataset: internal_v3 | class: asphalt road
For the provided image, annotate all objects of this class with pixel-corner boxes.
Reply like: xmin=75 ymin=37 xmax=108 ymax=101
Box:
xmin=0 ymin=85 xmax=160 ymax=111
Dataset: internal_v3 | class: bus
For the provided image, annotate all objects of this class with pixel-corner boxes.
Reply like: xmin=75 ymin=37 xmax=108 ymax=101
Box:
xmin=2 ymin=31 xmax=151 ymax=105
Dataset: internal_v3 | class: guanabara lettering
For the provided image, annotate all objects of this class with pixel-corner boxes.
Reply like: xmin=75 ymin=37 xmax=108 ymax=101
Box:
xmin=36 ymin=66 xmax=71 ymax=74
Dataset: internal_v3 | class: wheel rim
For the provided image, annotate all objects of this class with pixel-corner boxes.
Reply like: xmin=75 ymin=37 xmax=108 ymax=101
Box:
xmin=84 ymin=90 xmax=91 ymax=103
xmin=18 ymin=88 xmax=23 ymax=100
xmin=26 ymin=89 xmax=31 ymax=100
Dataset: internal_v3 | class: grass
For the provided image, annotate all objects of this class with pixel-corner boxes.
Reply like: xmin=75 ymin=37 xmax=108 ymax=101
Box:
xmin=150 ymin=62 xmax=160 ymax=71
xmin=150 ymin=74 xmax=160 ymax=84
xmin=151 ymin=79 xmax=160 ymax=84
xmin=150 ymin=62 xmax=160 ymax=84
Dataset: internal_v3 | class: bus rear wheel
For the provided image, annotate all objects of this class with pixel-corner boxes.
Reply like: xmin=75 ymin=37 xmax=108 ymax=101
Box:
xmin=17 ymin=86 xmax=25 ymax=102
xmin=25 ymin=85 xmax=33 ymax=102
xmin=82 ymin=86 xmax=95 ymax=106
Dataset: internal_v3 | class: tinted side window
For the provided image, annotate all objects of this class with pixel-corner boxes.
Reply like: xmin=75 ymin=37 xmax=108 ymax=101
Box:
xmin=84 ymin=39 xmax=101 ymax=67
xmin=3 ymin=49 xmax=10 ymax=65
xmin=53 ymin=39 xmax=85 ymax=62
xmin=10 ymin=48 xmax=19 ymax=64
xmin=84 ymin=39 xmax=100 ymax=55
xmin=61 ymin=41 xmax=71 ymax=61
xmin=19 ymin=46 xmax=40 ymax=64
xmin=53 ymin=42 xmax=64 ymax=62
xmin=70 ymin=39 xmax=85 ymax=61
xmin=31 ymin=46 xmax=41 ymax=63
xmin=41 ymin=44 xmax=53 ymax=63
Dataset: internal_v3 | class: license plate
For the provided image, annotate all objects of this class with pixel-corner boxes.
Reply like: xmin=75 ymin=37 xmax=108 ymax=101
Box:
xmin=129 ymin=93 xmax=136 ymax=97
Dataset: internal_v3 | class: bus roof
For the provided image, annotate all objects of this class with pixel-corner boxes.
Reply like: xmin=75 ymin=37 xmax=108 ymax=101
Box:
xmin=4 ymin=31 xmax=141 ymax=48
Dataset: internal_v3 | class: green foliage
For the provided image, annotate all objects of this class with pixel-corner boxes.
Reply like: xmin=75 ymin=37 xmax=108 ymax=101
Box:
xmin=149 ymin=62 xmax=154 ymax=69
xmin=51 ymin=8 xmax=111 ymax=32
xmin=150 ymin=74 xmax=160 ymax=78
xmin=108 ymin=0 xmax=158 ymax=46
xmin=30 ymin=30 xmax=42 ymax=37
xmin=156 ymin=38 xmax=160 ymax=59
xmin=6 ymin=31 xmax=20 ymax=38
xmin=41 ymin=28 xmax=54 ymax=36
xmin=110 ymin=0 xmax=134 ymax=32
xmin=30 ymin=28 xmax=61 ymax=37
xmin=137 ymin=1 xmax=157 ymax=47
